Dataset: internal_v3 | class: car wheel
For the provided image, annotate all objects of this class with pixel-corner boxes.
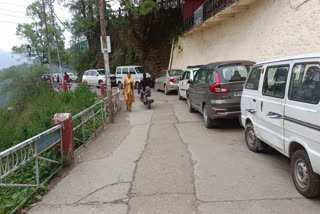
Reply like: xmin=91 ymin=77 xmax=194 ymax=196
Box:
xmin=291 ymin=149 xmax=320 ymax=198
xmin=98 ymin=80 xmax=103 ymax=85
xmin=178 ymin=89 xmax=183 ymax=100
xmin=203 ymin=105 xmax=215 ymax=128
xmin=245 ymin=123 xmax=264 ymax=152
xmin=187 ymin=98 xmax=195 ymax=113
xmin=164 ymin=85 xmax=169 ymax=95
xmin=118 ymin=81 xmax=123 ymax=89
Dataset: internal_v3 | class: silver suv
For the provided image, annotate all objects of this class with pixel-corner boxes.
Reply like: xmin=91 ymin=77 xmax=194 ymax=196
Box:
xmin=188 ymin=60 xmax=255 ymax=128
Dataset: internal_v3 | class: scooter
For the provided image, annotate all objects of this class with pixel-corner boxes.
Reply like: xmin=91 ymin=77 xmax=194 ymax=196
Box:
xmin=140 ymin=86 xmax=154 ymax=109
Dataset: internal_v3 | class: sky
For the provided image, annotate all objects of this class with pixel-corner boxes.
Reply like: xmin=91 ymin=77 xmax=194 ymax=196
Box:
xmin=0 ymin=0 xmax=120 ymax=68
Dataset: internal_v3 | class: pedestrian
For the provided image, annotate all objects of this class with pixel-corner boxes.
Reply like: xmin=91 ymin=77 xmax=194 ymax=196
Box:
xmin=123 ymin=73 xmax=135 ymax=112
xmin=64 ymin=72 xmax=70 ymax=90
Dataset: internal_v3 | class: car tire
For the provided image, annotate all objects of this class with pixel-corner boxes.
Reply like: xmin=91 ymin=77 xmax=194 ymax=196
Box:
xmin=178 ymin=89 xmax=183 ymax=100
xmin=291 ymin=149 xmax=320 ymax=198
xmin=118 ymin=81 xmax=123 ymax=89
xmin=187 ymin=98 xmax=195 ymax=113
xmin=164 ymin=85 xmax=169 ymax=95
xmin=203 ymin=105 xmax=215 ymax=128
xmin=245 ymin=123 xmax=264 ymax=152
xmin=98 ymin=80 xmax=103 ymax=85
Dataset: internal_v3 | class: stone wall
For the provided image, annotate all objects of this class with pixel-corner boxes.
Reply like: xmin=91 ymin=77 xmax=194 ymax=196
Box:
xmin=171 ymin=0 xmax=320 ymax=69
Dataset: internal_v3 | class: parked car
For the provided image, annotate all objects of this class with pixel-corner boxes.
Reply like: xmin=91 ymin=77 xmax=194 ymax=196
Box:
xmin=115 ymin=66 xmax=151 ymax=89
xmin=187 ymin=60 xmax=255 ymax=128
xmin=241 ymin=54 xmax=320 ymax=198
xmin=178 ymin=65 xmax=202 ymax=100
xmin=155 ymin=69 xmax=184 ymax=95
xmin=67 ymin=73 xmax=78 ymax=82
xmin=82 ymin=69 xmax=105 ymax=86
xmin=40 ymin=74 xmax=51 ymax=82
xmin=82 ymin=69 xmax=117 ymax=87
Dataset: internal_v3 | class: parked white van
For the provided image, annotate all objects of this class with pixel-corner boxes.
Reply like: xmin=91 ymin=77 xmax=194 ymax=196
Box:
xmin=241 ymin=53 xmax=320 ymax=198
xmin=115 ymin=66 xmax=151 ymax=89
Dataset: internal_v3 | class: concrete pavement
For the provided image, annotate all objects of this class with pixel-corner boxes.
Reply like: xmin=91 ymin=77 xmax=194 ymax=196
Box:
xmin=29 ymin=90 xmax=320 ymax=213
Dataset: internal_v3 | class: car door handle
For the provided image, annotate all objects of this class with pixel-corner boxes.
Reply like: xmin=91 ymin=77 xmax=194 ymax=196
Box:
xmin=253 ymin=99 xmax=256 ymax=102
xmin=260 ymin=101 xmax=263 ymax=112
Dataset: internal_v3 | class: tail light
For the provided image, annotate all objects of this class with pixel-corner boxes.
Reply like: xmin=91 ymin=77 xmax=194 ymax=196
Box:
xmin=146 ymin=94 xmax=151 ymax=97
xmin=209 ymin=73 xmax=230 ymax=93
xmin=170 ymin=78 xmax=176 ymax=83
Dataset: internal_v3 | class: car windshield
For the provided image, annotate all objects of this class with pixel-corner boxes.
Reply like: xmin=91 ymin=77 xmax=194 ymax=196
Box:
xmin=169 ymin=70 xmax=184 ymax=76
xmin=97 ymin=70 xmax=105 ymax=75
xmin=217 ymin=65 xmax=250 ymax=83
xmin=135 ymin=66 xmax=147 ymax=74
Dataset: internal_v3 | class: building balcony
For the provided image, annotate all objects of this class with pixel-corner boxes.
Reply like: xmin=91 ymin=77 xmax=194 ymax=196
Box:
xmin=184 ymin=0 xmax=256 ymax=34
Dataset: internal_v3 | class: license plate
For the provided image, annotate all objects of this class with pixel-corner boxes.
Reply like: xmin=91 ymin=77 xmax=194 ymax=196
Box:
xmin=233 ymin=91 xmax=242 ymax=96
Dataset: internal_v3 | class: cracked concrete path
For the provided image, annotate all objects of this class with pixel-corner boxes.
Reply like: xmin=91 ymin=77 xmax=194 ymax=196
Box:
xmin=29 ymin=90 xmax=320 ymax=213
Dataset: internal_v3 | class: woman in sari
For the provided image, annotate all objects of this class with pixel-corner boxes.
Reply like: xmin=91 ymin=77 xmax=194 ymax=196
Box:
xmin=123 ymin=73 xmax=135 ymax=111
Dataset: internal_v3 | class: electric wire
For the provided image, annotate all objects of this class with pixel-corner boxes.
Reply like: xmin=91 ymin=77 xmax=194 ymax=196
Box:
xmin=0 ymin=12 xmax=31 ymax=19
xmin=0 ymin=8 xmax=25 ymax=14
xmin=0 ymin=2 xmax=29 ymax=8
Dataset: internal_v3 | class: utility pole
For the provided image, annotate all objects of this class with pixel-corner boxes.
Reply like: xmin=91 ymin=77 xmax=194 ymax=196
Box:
xmin=48 ymin=0 xmax=63 ymax=82
xmin=42 ymin=0 xmax=54 ymax=87
xmin=98 ymin=0 xmax=114 ymax=123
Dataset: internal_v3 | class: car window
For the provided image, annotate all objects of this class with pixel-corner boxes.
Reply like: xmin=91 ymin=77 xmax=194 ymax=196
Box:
xmin=182 ymin=72 xmax=188 ymax=80
xmin=160 ymin=71 xmax=166 ymax=77
xmin=87 ymin=71 xmax=93 ymax=76
xmin=194 ymin=69 xmax=212 ymax=84
xmin=246 ymin=66 xmax=262 ymax=90
xmin=129 ymin=68 xmax=136 ymax=74
xmin=217 ymin=65 xmax=249 ymax=83
xmin=289 ymin=63 xmax=320 ymax=104
xmin=136 ymin=67 xmax=147 ymax=74
xmin=84 ymin=71 xmax=88 ymax=76
xmin=92 ymin=71 xmax=98 ymax=76
xmin=169 ymin=70 xmax=184 ymax=76
xmin=97 ymin=70 xmax=104 ymax=75
xmin=122 ymin=68 xmax=128 ymax=75
xmin=186 ymin=71 xmax=191 ymax=79
xmin=262 ymin=65 xmax=289 ymax=98
xmin=116 ymin=68 xmax=121 ymax=74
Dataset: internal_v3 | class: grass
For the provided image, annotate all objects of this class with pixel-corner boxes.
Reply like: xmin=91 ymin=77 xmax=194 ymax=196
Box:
xmin=0 ymin=66 xmax=98 ymax=213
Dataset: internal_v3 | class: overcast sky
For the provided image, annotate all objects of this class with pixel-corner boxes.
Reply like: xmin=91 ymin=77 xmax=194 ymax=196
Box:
xmin=0 ymin=0 xmax=120 ymax=51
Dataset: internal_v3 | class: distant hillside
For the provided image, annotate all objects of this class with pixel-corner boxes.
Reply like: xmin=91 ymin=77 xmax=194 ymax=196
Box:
xmin=0 ymin=49 xmax=22 ymax=69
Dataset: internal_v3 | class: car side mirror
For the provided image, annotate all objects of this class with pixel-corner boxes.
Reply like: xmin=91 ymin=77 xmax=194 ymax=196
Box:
xmin=188 ymin=79 xmax=193 ymax=84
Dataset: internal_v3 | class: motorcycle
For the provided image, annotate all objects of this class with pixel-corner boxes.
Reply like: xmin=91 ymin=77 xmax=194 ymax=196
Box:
xmin=140 ymin=86 xmax=154 ymax=109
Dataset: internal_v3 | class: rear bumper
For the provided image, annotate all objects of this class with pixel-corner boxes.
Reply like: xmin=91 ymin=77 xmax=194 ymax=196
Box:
xmin=208 ymin=103 xmax=241 ymax=119
xmin=167 ymin=82 xmax=179 ymax=91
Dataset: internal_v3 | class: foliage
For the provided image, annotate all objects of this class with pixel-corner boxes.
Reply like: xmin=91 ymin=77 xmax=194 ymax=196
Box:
xmin=0 ymin=68 xmax=97 ymax=213
xmin=12 ymin=1 xmax=69 ymax=66
xmin=125 ymin=0 xmax=158 ymax=19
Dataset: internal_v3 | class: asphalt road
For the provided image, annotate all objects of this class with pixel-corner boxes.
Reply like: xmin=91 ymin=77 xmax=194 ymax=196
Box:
xmin=29 ymin=89 xmax=320 ymax=214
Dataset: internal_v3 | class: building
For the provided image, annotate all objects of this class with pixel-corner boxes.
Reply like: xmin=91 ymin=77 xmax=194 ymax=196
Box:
xmin=171 ymin=0 xmax=320 ymax=69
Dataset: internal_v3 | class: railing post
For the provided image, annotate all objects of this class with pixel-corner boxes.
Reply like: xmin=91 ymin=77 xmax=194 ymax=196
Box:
xmin=53 ymin=113 xmax=74 ymax=165
xmin=101 ymin=82 xmax=106 ymax=96
xmin=81 ymin=115 xmax=85 ymax=143
xmin=93 ymin=109 xmax=97 ymax=136
xmin=35 ymin=141 xmax=40 ymax=186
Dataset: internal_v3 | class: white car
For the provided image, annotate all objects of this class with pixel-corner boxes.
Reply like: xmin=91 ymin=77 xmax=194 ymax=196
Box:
xmin=115 ymin=66 xmax=151 ymax=89
xmin=241 ymin=53 xmax=320 ymax=198
xmin=67 ymin=73 xmax=78 ymax=82
xmin=82 ymin=69 xmax=106 ymax=86
xmin=178 ymin=65 xmax=202 ymax=100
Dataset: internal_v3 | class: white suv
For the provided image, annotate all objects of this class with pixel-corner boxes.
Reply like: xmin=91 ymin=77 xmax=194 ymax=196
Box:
xmin=115 ymin=66 xmax=151 ymax=89
xmin=241 ymin=53 xmax=320 ymax=198
xmin=82 ymin=69 xmax=106 ymax=86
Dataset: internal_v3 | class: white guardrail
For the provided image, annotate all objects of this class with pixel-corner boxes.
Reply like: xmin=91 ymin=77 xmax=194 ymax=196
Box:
xmin=0 ymin=125 xmax=63 ymax=187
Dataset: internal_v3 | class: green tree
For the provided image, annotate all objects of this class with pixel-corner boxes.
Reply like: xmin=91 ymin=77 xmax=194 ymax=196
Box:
xmin=12 ymin=1 xmax=69 ymax=65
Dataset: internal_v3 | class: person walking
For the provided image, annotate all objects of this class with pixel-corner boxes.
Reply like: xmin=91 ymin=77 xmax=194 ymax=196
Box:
xmin=123 ymin=73 xmax=135 ymax=112
xmin=64 ymin=72 xmax=70 ymax=90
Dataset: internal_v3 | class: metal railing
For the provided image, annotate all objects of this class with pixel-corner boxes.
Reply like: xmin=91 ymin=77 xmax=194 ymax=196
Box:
xmin=0 ymin=125 xmax=63 ymax=188
xmin=72 ymin=88 xmax=121 ymax=154
xmin=184 ymin=0 xmax=239 ymax=31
